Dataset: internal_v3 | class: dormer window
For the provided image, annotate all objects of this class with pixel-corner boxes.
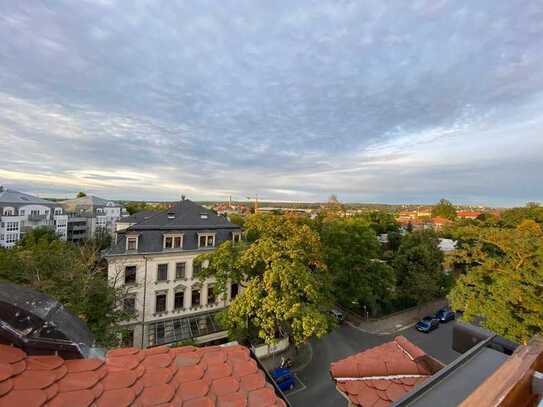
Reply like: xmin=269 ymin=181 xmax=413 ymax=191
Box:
xmin=198 ymin=233 xmax=215 ymax=248
xmin=126 ymin=236 xmax=138 ymax=251
xmin=167 ymin=211 xmax=175 ymax=219
xmin=163 ymin=234 xmax=183 ymax=249
xmin=200 ymin=213 xmax=209 ymax=220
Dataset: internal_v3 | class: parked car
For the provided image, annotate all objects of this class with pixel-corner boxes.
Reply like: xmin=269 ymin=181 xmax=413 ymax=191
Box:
xmin=415 ymin=316 xmax=439 ymax=333
xmin=330 ymin=309 xmax=344 ymax=324
xmin=435 ymin=308 xmax=456 ymax=323
xmin=272 ymin=367 xmax=296 ymax=391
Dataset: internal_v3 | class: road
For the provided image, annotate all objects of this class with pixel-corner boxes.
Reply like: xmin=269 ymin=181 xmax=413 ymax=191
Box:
xmin=288 ymin=321 xmax=460 ymax=407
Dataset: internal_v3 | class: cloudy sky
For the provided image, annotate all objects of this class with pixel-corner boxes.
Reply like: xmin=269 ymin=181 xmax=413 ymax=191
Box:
xmin=1 ymin=1 xmax=542 ymax=206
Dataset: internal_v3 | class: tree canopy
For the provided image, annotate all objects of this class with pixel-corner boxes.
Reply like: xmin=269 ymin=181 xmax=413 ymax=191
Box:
xmin=195 ymin=213 xmax=332 ymax=346
xmin=76 ymin=191 xmax=87 ymax=198
xmin=0 ymin=228 xmax=128 ymax=347
xmin=393 ymin=230 xmax=448 ymax=306
xmin=431 ymin=198 xmax=457 ymax=220
xmin=320 ymin=218 xmax=394 ymax=315
xmin=448 ymin=220 xmax=543 ymax=344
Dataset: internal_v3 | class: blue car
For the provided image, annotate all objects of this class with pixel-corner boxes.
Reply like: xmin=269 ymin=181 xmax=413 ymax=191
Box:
xmin=435 ymin=308 xmax=456 ymax=323
xmin=272 ymin=367 xmax=296 ymax=392
xmin=415 ymin=316 xmax=439 ymax=333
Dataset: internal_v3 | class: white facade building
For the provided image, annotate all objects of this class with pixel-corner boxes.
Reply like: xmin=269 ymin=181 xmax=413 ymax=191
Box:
xmin=105 ymin=199 xmax=242 ymax=348
xmin=0 ymin=187 xmax=68 ymax=248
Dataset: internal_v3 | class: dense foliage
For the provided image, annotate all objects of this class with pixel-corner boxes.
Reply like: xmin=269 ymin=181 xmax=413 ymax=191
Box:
xmin=196 ymin=214 xmax=332 ymax=346
xmin=431 ymin=198 xmax=457 ymax=220
xmin=0 ymin=228 xmax=128 ymax=347
xmin=448 ymin=219 xmax=543 ymax=343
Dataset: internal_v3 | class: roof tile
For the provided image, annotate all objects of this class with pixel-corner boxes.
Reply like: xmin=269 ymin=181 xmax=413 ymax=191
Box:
xmin=64 ymin=358 xmax=104 ymax=372
xmin=211 ymin=377 xmax=240 ymax=396
xmin=177 ymin=379 xmax=209 ymax=401
xmin=96 ymin=388 xmax=136 ymax=407
xmin=174 ymin=365 xmax=204 ymax=384
xmin=0 ymin=364 xmax=12 ymax=382
xmin=139 ymin=383 xmax=176 ymax=406
xmin=0 ymin=345 xmax=25 ymax=364
xmin=102 ymin=370 xmax=139 ymax=390
xmin=0 ymin=389 xmax=47 ymax=407
xmin=216 ymin=391 xmax=247 ymax=407
xmin=247 ymin=387 xmax=276 ymax=407
xmin=12 ymin=370 xmax=57 ymax=390
xmin=239 ymin=372 xmax=265 ymax=393
xmin=184 ymin=397 xmax=215 ymax=407
xmin=26 ymin=355 xmax=64 ymax=371
xmin=48 ymin=389 xmax=95 ymax=407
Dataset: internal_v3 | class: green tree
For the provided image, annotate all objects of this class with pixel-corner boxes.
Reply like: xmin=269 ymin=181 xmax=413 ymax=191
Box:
xmin=431 ymin=198 xmax=457 ymax=220
xmin=195 ymin=214 xmax=332 ymax=346
xmin=228 ymin=213 xmax=245 ymax=227
xmin=76 ymin=191 xmax=87 ymax=198
xmin=320 ymin=218 xmax=395 ymax=314
xmin=0 ymin=229 xmax=128 ymax=347
xmin=448 ymin=220 xmax=543 ymax=344
xmin=393 ymin=230 xmax=446 ymax=306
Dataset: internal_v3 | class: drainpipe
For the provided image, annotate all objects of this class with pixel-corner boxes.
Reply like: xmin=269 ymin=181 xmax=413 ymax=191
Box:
xmin=140 ymin=255 xmax=148 ymax=348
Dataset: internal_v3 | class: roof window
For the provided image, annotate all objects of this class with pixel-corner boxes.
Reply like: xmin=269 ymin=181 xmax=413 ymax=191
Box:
xmin=200 ymin=213 xmax=208 ymax=219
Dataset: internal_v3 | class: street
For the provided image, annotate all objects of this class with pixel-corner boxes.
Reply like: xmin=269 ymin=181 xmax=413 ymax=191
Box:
xmin=288 ymin=321 xmax=460 ymax=407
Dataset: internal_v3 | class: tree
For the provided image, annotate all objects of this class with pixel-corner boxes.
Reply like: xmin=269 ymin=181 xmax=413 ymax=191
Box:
xmin=195 ymin=214 xmax=332 ymax=346
xmin=0 ymin=229 xmax=128 ymax=347
xmin=320 ymin=218 xmax=394 ymax=314
xmin=448 ymin=220 xmax=543 ymax=344
xmin=431 ymin=198 xmax=457 ymax=220
xmin=76 ymin=191 xmax=87 ymax=198
xmin=228 ymin=213 xmax=245 ymax=227
xmin=393 ymin=230 xmax=446 ymax=306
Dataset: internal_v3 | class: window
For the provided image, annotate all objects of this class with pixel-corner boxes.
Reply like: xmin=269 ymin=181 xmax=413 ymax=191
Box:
xmin=6 ymin=222 xmax=18 ymax=232
xmin=31 ymin=210 xmax=39 ymax=216
xmin=191 ymin=289 xmax=201 ymax=307
xmin=164 ymin=234 xmax=183 ymax=249
xmin=200 ymin=213 xmax=209 ymax=219
xmin=155 ymin=293 xmax=167 ymax=313
xmin=175 ymin=262 xmax=186 ymax=279
xmin=126 ymin=236 xmax=138 ymax=251
xmin=157 ymin=264 xmax=168 ymax=281
xmin=232 ymin=232 xmax=241 ymax=243
xmin=231 ymin=283 xmax=239 ymax=299
xmin=5 ymin=233 xmax=18 ymax=244
xmin=3 ymin=208 xmax=14 ymax=216
xmin=121 ymin=329 xmax=134 ymax=347
xmin=198 ymin=233 xmax=215 ymax=248
xmin=174 ymin=291 xmax=185 ymax=310
xmin=193 ymin=263 xmax=201 ymax=277
xmin=123 ymin=297 xmax=136 ymax=312
xmin=208 ymin=285 xmax=216 ymax=304
xmin=19 ymin=210 xmax=25 ymax=216
xmin=54 ymin=208 xmax=62 ymax=215
xmin=124 ymin=266 xmax=136 ymax=284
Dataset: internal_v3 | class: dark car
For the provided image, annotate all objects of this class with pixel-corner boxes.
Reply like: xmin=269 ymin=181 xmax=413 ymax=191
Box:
xmin=415 ymin=316 xmax=439 ymax=333
xmin=435 ymin=308 xmax=456 ymax=323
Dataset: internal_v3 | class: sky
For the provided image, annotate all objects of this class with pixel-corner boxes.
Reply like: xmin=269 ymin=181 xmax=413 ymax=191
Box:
xmin=1 ymin=1 xmax=542 ymax=206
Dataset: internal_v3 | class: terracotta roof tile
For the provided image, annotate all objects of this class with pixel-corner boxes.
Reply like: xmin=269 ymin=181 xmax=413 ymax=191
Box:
xmin=330 ymin=336 xmax=443 ymax=407
xmin=216 ymin=391 xmax=247 ymax=407
xmin=0 ymin=344 xmax=285 ymax=407
xmin=0 ymin=345 xmax=25 ymax=364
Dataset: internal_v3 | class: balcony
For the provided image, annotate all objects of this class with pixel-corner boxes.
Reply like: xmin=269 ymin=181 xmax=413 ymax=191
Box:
xmin=27 ymin=214 xmax=47 ymax=222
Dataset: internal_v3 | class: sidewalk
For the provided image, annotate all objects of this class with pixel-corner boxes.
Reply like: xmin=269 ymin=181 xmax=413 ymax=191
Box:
xmin=351 ymin=298 xmax=449 ymax=335
xmin=259 ymin=342 xmax=313 ymax=373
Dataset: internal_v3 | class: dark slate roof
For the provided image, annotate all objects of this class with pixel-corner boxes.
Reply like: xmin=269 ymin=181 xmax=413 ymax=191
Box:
xmin=118 ymin=210 xmax=160 ymax=224
xmin=0 ymin=187 xmax=57 ymax=208
xmin=129 ymin=199 xmax=237 ymax=230
xmin=106 ymin=200 xmax=241 ymax=255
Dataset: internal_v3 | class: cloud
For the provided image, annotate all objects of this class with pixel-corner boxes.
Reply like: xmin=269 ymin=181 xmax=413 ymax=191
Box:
xmin=0 ymin=0 xmax=542 ymax=205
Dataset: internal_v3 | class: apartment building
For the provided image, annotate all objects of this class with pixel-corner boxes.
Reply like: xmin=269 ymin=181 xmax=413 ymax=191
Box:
xmin=104 ymin=198 xmax=242 ymax=348
xmin=60 ymin=195 xmax=128 ymax=238
xmin=0 ymin=186 xmax=68 ymax=248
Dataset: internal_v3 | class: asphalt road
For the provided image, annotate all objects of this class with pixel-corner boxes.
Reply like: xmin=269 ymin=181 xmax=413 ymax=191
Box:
xmin=288 ymin=321 xmax=460 ymax=407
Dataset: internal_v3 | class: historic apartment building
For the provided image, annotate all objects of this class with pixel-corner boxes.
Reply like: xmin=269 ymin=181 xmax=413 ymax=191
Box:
xmin=105 ymin=198 xmax=242 ymax=348
xmin=0 ymin=186 xmax=68 ymax=248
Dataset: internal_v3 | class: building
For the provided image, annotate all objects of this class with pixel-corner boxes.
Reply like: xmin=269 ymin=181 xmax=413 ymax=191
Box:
xmin=60 ymin=195 xmax=128 ymax=237
xmin=0 ymin=283 xmax=290 ymax=407
xmin=105 ymin=198 xmax=243 ymax=348
xmin=431 ymin=216 xmax=452 ymax=231
xmin=330 ymin=323 xmax=543 ymax=407
xmin=456 ymin=210 xmax=482 ymax=220
xmin=115 ymin=210 xmax=160 ymax=232
xmin=0 ymin=186 xmax=68 ymax=247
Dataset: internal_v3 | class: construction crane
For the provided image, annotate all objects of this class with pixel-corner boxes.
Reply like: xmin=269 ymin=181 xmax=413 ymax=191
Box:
xmin=246 ymin=194 xmax=259 ymax=213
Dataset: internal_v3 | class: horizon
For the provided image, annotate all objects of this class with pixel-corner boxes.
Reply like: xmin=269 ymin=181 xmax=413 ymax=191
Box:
xmin=1 ymin=1 xmax=542 ymax=206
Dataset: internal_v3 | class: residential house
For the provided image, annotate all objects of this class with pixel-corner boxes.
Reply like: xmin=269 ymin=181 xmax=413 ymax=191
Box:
xmin=105 ymin=198 xmax=243 ymax=348
xmin=456 ymin=210 xmax=482 ymax=220
xmin=115 ymin=210 xmax=159 ymax=232
xmin=431 ymin=216 xmax=452 ymax=231
xmin=0 ymin=186 xmax=68 ymax=247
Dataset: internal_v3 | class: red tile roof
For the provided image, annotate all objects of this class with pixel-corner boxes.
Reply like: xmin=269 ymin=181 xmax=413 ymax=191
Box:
xmin=456 ymin=210 xmax=482 ymax=219
xmin=330 ymin=336 xmax=443 ymax=407
xmin=431 ymin=216 xmax=452 ymax=225
xmin=0 ymin=343 xmax=286 ymax=407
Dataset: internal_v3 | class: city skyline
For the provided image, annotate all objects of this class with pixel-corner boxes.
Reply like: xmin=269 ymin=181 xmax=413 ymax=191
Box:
xmin=1 ymin=1 xmax=542 ymax=206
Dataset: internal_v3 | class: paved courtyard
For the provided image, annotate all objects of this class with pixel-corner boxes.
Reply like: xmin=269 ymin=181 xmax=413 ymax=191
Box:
xmin=288 ymin=321 xmax=460 ymax=407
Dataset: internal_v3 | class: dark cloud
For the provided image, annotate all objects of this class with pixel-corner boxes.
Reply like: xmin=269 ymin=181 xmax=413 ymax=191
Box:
xmin=0 ymin=0 xmax=542 ymax=205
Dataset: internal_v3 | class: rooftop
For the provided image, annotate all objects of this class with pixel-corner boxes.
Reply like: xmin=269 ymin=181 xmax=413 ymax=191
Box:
xmin=0 ymin=187 xmax=54 ymax=206
xmin=329 ymin=336 xmax=444 ymax=407
xmin=0 ymin=342 xmax=287 ymax=407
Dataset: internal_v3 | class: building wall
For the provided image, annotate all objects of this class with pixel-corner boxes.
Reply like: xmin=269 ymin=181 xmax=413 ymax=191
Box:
xmin=107 ymin=250 xmax=239 ymax=348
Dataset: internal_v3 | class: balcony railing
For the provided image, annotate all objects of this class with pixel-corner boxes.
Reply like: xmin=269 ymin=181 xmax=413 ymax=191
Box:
xmin=27 ymin=214 xmax=47 ymax=221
